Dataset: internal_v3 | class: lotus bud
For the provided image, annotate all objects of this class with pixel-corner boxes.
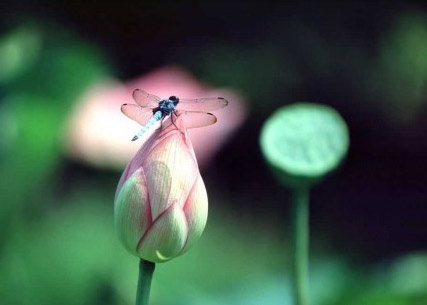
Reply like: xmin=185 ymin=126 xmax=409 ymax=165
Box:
xmin=114 ymin=115 xmax=208 ymax=263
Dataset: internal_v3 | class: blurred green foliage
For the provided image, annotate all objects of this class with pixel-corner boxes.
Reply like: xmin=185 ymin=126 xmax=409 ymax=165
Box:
xmin=0 ymin=22 xmax=111 ymax=237
xmin=0 ymin=25 xmax=42 ymax=84
xmin=370 ymin=11 xmax=427 ymax=124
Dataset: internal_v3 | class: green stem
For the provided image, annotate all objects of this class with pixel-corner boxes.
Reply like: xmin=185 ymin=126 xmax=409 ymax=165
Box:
xmin=135 ymin=259 xmax=155 ymax=305
xmin=291 ymin=188 xmax=309 ymax=305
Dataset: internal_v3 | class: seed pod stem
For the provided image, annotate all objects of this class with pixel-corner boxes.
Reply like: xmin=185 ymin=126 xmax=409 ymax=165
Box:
xmin=291 ymin=187 xmax=309 ymax=305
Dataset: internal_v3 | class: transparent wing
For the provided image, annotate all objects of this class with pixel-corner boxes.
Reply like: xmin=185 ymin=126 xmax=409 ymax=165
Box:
xmin=176 ymin=97 xmax=228 ymax=112
xmin=121 ymin=104 xmax=154 ymax=126
xmin=181 ymin=111 xmax=218 ymax=129
xmin=132 ymin=89 xmax=161 ymax=107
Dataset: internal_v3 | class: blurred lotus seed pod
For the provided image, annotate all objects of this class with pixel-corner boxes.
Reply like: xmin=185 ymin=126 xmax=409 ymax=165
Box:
xmin=260 ymin=103 xmax=349 ymax=188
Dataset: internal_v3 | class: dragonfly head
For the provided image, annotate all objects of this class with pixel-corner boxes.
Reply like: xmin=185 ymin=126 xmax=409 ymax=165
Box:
xmin=169 ymin=96 xmax=179 ymax=106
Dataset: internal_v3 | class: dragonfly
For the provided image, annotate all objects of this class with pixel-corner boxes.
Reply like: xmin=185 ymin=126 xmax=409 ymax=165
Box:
xmin=121 ymin=89 xmax=229 ymax=141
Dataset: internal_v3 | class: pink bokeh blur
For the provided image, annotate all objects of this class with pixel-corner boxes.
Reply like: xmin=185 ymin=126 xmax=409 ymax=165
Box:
xmin=64 ymin=65 xmax=247 ymax=169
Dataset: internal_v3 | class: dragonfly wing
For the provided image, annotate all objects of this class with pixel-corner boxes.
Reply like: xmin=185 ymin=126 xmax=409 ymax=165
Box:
xmin=121 ymin=104 xmax=154 ymax=126
xmin=181 ymin=111 xmax=218 ymax=129
xmin=132 ymin=89 xmax=161 ymax=107
xmin=176 ymin=97 xmax=228 ymax=112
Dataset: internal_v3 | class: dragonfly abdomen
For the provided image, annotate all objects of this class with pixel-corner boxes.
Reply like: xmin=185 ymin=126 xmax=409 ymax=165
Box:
xmin=131 ymin=111 xmax=163 ymax=141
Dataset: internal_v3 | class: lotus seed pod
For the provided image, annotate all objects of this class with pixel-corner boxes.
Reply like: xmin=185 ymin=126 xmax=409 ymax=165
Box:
xmin=260 ymin=103 xmax=349 ymax=188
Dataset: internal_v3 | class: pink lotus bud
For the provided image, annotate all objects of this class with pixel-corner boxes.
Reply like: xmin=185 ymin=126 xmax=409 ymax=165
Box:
xmin=114 ymin=115 xmax=208 ymax=263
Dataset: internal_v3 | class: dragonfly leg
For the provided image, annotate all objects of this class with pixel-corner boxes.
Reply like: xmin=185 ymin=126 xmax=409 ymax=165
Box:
xmin=160 ymin=116 xmax=167 ymax=130
xmin=171 ymin=111 xmax=185 ymax=134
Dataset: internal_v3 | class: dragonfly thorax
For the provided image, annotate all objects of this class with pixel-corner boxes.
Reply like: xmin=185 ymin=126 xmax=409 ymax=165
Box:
xmin=156 ymin=96 xmax=180 ymax=117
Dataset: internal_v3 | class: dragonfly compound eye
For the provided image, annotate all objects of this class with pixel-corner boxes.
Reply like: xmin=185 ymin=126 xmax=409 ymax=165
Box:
xmin=169 ymin=96 xmax=179 ymax=105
